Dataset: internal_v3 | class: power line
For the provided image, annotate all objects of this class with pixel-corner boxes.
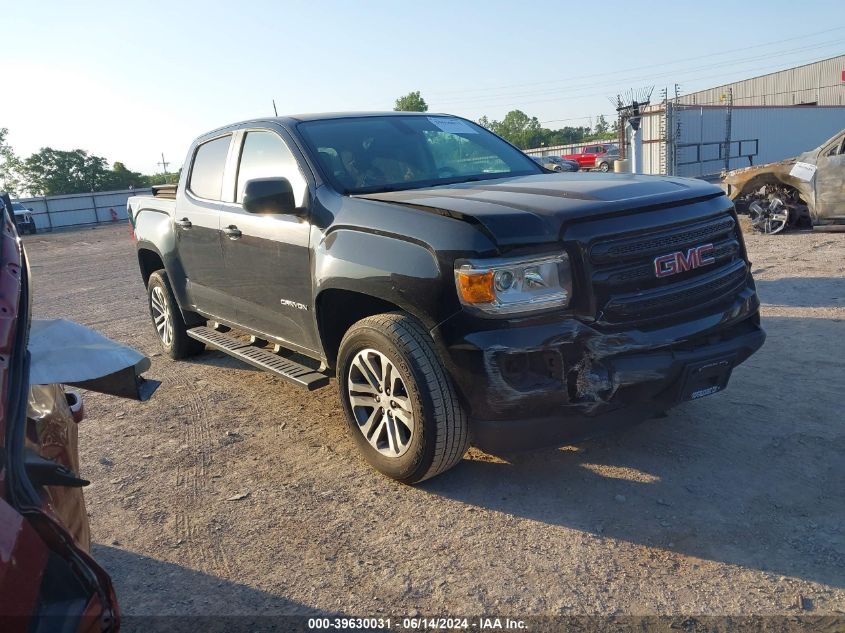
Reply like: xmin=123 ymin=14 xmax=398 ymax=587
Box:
xmin=430 ymin=41 xmax=844 ymax=107
xmin=429 ymin=48 xmax=845 ymax=113
xmin=538 ymin=114 xmax=615 ymax=124
xmin=424 ymin=26 xmax=845 ymax=98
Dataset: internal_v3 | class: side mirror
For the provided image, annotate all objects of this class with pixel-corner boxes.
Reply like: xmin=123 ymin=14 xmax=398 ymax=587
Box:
xmin=27 ymin=207 xmax=33 ymax=212
xmin=242 ymin=178 xmax=298 ymax=215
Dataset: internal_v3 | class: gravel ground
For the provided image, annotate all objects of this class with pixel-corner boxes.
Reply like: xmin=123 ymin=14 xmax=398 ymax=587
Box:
xmin=23 ymin=222 xmax=845 ymax=620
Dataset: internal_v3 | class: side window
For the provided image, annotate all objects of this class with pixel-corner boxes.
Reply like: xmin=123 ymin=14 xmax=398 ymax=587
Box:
xmin=189 ymin=135 xmax=231 ymax=200
xmin=236 ymin=131 xmax=308 ymax=206
xmin=824 ymin=137 xmax=845 ymax=157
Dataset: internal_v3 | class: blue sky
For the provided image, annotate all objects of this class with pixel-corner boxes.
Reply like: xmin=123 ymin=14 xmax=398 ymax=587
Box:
xmin=3 ymin=0 xmax=844 ymax=174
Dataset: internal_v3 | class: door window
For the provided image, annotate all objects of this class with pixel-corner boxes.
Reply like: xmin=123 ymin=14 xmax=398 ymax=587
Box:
xmin=188 ymin=135 xmax=231 ymax=200
xmin=236 ymin=131 xmax=308 ymax=206
xmin=823 ymin=137 xmax=845 ymax=157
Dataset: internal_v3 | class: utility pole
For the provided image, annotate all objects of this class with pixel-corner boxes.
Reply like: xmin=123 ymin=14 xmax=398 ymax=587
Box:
xmin=723 ymin=87 xmax=733 ymax=173
xmin=158 ymin=152 xmax=170 ymax=179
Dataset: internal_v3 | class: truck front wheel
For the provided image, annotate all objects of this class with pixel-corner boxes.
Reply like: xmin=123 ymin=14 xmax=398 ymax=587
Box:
xmin=147 ymin=270 xmax=205 ymax=359
xmin=337 ymin=313 xmax=469 ymax=484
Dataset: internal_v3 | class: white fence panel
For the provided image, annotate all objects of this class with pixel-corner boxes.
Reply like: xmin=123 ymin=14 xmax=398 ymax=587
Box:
xmin=14 ymin=188 xmax=152 ymax=231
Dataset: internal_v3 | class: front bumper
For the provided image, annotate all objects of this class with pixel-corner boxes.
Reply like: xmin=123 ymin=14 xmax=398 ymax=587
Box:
xmin=433 ymin=288 xmax=765 ymax=453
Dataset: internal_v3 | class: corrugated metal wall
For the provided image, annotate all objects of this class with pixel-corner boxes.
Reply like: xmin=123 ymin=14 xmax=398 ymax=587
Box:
xmin=640 ymin=105 xmax=845 ymax=177
xmin=15 ymin=188 xmax=152 ymax=231
xmin=678 ymin=54 xmax=845 ymax=107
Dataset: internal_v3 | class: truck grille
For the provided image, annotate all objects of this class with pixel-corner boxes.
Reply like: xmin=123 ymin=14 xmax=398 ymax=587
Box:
xmin=588 ymin=213 xmax=748 ymax=326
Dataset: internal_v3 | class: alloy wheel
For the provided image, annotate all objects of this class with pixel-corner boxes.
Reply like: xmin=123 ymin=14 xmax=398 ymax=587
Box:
xmin=150 ymin=285 xmax=173 ymax=347
xmin=347 ymin=348 xmax=415 ymax=458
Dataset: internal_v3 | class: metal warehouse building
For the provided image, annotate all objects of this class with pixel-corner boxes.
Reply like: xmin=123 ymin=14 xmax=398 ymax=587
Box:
xmin=635 ymin=54 xmax=845 ymax=178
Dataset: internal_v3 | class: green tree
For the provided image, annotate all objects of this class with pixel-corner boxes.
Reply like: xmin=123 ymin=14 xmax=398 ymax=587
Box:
xmin=594 ymin=114 xmax=609 ymax=135
xmin=104 ymin=161 xmax=149 ymax=190
xmin=482 ymin=110 xmax=542 ymax=149
xmin=21 ymin=148 xmax=112 ymax=196
xmin=394 ymin=91 xmax=428 ymax=112
xmin=146 ymin=170 xmax=180 ymax=186
xmin=540 ymin=125 xmax=590 ymax=146
xmin=0 ymin=128 xmax=22 ymax=196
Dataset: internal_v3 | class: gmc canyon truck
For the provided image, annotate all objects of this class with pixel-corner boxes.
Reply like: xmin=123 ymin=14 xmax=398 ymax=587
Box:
xmin=128 ymin=112 xmax=765 ymax=484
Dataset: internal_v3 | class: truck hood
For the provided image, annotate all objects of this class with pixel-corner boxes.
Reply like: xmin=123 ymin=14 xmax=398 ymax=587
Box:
xmin=358 ymin=173 xmax=725 ymax=245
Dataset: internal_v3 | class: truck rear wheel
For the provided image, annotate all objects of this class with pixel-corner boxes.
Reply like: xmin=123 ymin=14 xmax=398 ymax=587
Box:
xmin=337 ymin=313 xmax=469 ymax=484
xmin=147 ymin=270 xmax=205 ymax=359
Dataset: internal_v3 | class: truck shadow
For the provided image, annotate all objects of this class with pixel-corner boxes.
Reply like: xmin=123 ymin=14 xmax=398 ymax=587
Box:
xmin=92 ymin=544 xmax=338 ymax=632
xmin=755 ymin=276 xmax=845 ymax=308
xmin=422 ymin=315 xmax=845 ymax=589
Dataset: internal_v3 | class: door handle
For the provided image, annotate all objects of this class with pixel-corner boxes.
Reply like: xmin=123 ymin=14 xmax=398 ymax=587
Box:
xmin=176 ymin=218 xmax=192 ymax=228
xmin=223 ymin=225 xmax=242 ymax=240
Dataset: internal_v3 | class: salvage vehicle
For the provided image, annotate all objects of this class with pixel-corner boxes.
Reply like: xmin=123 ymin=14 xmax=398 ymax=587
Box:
xmin=128 ymin=112 xmax=765 ymax=484
xmin=723 ymin=127 xmax=845 ymax=234
xmin=0 ymin=192 xmax=158 ymax=632
xmin=562 ymin=143 xmax=619 ymax=171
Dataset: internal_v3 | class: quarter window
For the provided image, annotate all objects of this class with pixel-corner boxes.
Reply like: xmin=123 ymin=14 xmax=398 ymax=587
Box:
xmin=236 ymin=131 xmax=307 ymax=206
xmin=189 ymin=135 xmax=231 ymax=200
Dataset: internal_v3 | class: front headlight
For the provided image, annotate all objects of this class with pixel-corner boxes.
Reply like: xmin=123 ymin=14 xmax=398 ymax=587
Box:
xmin=454 ymin=253 xmax=572 ymax=315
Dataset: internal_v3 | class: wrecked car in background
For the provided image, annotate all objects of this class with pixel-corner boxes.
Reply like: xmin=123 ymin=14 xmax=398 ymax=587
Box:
xmin=724 ymin=127 xmax=845 ymax=234
xmin=0 ymin=193 xmax=158 ymax=633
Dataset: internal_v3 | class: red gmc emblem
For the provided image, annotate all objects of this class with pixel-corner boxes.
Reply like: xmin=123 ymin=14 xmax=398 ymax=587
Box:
xmin=654 ymin=244 xmax=716 ymax=278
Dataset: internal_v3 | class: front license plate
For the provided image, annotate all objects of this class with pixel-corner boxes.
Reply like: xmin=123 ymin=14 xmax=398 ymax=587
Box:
xmin=678 ymin=356 xmax=734 ymax=402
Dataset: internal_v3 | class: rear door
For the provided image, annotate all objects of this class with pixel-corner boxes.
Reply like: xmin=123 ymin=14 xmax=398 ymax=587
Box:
xmin=176 ymin=134 xmax=231 ymax=320
xmin=814 ymin=132 xmax=845 ymax=220
xmin=217 ymin=128 xmax=318 ymax=352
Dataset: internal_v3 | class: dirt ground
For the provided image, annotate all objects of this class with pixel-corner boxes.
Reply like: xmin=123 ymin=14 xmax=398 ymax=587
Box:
xmin=23 ymin=222 xmax=845 ymax=621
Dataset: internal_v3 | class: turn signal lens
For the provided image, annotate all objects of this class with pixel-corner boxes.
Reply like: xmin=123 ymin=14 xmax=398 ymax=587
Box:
xmin=454 ymin=253 xmax=572 ymax=315
xmin=456 ymin=270 xmax=496 ymax=304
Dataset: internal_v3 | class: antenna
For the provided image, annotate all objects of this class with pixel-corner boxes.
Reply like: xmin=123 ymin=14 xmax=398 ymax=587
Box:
xmin=608 ymin=86 xmax=654 ymax=173
xmin=608 ymin=85 xmax=654 ymax=126
xmin=272 ymin=99 xmax=278 ymax=116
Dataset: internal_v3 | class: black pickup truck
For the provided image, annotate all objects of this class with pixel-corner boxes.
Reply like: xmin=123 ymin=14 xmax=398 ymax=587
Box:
xmin=128 ymin=112 xmax=765 ymax=483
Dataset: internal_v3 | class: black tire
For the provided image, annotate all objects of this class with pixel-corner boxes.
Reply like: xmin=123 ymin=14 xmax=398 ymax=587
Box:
xmin=147 ymin=269 xmax=205 ymax=359
xmin=29 ymin=225 xmax=37 ymax=234
xmin=598 ymin=161 xmax=610 ymax=172
xmin=337 ymin=313 xmax=469 ymax=484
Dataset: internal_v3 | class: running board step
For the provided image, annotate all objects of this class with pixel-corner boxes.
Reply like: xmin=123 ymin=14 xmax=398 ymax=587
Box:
xmin=187 ymin=326 xmax=329 ymax=391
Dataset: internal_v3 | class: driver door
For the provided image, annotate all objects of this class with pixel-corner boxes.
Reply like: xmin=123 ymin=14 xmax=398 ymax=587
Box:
xmin=217 ymin=129 xmax=317 ymax=352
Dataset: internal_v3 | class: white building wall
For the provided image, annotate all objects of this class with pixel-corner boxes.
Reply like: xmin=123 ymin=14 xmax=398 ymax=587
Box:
xmin=639 ymin=105 xmax=845 ymax=177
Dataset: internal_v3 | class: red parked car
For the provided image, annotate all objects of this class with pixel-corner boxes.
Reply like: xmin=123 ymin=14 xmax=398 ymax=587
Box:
xmin=562 ymin=143 xmax=619 ymax=172
xmin=0 ymin=192 xmax=157 ymax=633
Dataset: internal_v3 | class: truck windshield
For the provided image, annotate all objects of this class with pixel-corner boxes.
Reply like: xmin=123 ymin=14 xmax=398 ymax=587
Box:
xmin=298 ymin=115 xmax=542 ymax=194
